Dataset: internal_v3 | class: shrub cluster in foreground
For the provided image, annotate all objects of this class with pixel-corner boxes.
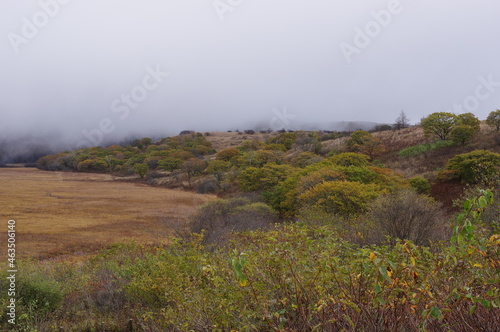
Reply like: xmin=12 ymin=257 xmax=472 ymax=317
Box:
xmin=1 ymin=191 xmax=499 ymax=331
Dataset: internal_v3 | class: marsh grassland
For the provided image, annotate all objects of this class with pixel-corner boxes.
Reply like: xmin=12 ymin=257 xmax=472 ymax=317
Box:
xmin=0 ymin=168 xmax=213 ymax=259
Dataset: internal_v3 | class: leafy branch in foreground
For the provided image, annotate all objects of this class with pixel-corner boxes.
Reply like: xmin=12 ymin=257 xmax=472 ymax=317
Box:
xmin=452 ymin=189 xmax=494 ymax=249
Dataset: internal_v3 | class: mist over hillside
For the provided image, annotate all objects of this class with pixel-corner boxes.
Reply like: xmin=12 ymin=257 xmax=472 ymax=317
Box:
xmin=0 ymin=120 xmax=384 ymax=163
xmin=2 ymin=2 xmax=500 ymax=166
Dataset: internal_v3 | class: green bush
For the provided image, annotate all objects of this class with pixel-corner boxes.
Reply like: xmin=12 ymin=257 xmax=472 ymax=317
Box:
xmin=205 ymin=159 xmax=232 ymax=174
xmin=263 ymin=143 xmax=287 ymax=152
xmin=264 ymin=160 xmax=407 ymax=218
xmin=3 ymin=271 xmax=64 ymax=314
xmin=238 ymin=163 xmax=298 ymax=192
xmin=297 ymin=167 xmax=347 ymax=192
xmin=233 ymin=150 xmax=283 ymax=168
xmin=409 ymin=176 xmax=431 ymax=194
xmin=77 ymin=158 xmax=108 ymax=172
xmin=327 ymin=152 xmax=370 ymax=167
xmin=289 ymin=152 xmax=323 ymax=168
xmin=238 ymin=167 xmax=265 ymax=191
xmin=265 ymin=132 xmax=297 ymax=150
xmin=158 ymin=157 xmax=183 ymax=171
xmin=216 ymin=148 xmax=241 ymax=162
xmin=133 ymin=163 xmax=149 ymax=178
xmin=298 ymin=180 xmax=381 ymax=217
xmin=445 ymin=150 xmax=500 ymax=184
xmin=240 ymin=140 xmax=263 ymax=151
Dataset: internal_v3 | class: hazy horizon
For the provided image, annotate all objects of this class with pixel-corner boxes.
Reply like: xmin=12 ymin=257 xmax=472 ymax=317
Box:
xmin=1 ymin=0 xmax=499 ymax=160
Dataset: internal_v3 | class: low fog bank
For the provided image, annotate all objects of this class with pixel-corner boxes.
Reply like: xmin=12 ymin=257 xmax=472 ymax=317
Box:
xmin=0 ymin=135 xmax=61 ymax=164
xmin=0 ymin=120 xmax=384 ymax=163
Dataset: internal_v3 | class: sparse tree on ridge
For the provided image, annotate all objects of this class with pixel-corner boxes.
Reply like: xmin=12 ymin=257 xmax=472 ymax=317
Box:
xmin=394 ymin=110 xmax=410 ymax=130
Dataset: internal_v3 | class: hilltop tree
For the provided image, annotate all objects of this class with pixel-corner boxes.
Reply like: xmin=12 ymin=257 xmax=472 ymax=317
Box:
xmin=420 ymin=112 xmax=458 ymax=140
xmin=394 ymin=110 xmax=410 ymax=130
xmin=457 ymin=113 xmax=480 ymax=132
xmin=486 ymin=110 xmax=500 ymax=131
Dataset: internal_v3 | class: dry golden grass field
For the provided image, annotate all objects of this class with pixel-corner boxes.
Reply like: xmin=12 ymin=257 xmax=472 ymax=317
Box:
xmin=0 ymin=168 xmax=214 ymax=259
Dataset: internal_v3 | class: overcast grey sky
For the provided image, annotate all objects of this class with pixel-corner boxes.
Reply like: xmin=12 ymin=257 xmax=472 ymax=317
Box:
xmin=1 ymin=0 xmax=499 ymax=149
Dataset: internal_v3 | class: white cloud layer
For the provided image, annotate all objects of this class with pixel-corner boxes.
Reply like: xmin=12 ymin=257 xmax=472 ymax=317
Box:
xmin=1 ymin=0 xmax=499 ymax=149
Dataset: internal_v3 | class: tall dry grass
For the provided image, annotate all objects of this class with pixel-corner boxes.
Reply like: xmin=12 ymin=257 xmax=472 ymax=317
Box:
xmin=0 ymin=168 xmax=214 ymax=259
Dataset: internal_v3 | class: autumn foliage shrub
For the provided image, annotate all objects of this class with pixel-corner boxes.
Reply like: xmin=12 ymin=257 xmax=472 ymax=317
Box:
xmin=77 ymin=158 xmax=108 ymax=172
xmin=264 ymin=153 xmax=407 ymax=218
xmin=327 ymin=152 xmax=370 ymax=166
xmin=238 ymin=163 xmax=298 ymax=192
xmin=289 ymin=151 xmax=324 ymax=167
xmin=216 ymin=148 xmax=241 ymax=162
xmin=298 ymin=181 xmax=380 ymax=217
